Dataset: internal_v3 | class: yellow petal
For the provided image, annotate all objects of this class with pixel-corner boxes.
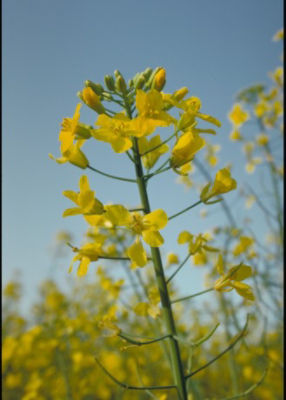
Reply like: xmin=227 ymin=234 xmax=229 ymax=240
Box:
xmin=229 ymin=265 xmax=252 ymax=281
xmin=127 ymin=240 xmax=147 ymax=267
xmin=62 ymin=190 xmax=78 ymax=204
xmin=142 ymin=230 xmax=164 ymax=247
xmin=79 ymin=175 xmax=90 ymax=192
xmin=105 ymin=205 xmax=131 ymax=226
xmin=177 ymin=231 xmax=193 ymax=244
xmin=231 ymin=281 xmax=255 ymax=301
xmin=77 ymin=257 xmax=90 ymax=277
xmin=143 ymin=209 xmax=168 ymax=230
xmin=62 ymin=207 xmax=82 ymax=217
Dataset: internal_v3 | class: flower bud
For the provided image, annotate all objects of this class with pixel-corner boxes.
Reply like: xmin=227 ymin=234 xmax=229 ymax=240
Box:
xmin=142 ymin=67 xmax=153 ymax=80
xmin=81 ymin=87 xmax=105 ymax=114
xmin=128 ymin=79 xmax=134 ymax=88
xmin=114 ymin=69 xmax=123 ymax=78
xmin=115 ymin=75 xmax=127 ymax=93
xmin=173 ymin=87 xmax=189 ymax=102
xmin=68 ymin=147 xmax=89 ymax=169
xmin=152 ymin=67 xmax=166 ymax=91
xmin=85 ymin=80 xmax=104 ymax=96
xmin=145 ymin=67 xmax=161 ymax=89
xmin=104 ymin=75 xmax=115 ymax=91
xmin=135 ymin=76 xmax=146 ymax=90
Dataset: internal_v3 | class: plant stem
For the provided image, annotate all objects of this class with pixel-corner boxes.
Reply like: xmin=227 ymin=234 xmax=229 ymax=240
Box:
xmin=132 ymin=137 xmax=188 ymax=400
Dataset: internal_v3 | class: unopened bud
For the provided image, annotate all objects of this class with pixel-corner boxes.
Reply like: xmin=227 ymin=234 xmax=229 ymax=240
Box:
xmin=104 ymin=75 xmax=115 ymax=91
xmin=152 ymin=67 xmax=166 ymax=91
xmin=145 ymin=67 xmax=161 ymax=89
xmin=142 ymin=67 xmax=153 ymax=80
xmin=115 ymin=75 xmax=127 ymax=93
xmin=128 ymin=79 xmax=134 ymax=88
xmin=81 ymin=87 xmax=105 ymax=114
xmin=114 ymin=69 xmax=123 ymax=78
xmin=85 ymin=80 xmax=104 ymax=96
xmin=135 ymin=76 xmax=146 ymax=90
xmin=174 ymin=87 xmax=189 ymax=102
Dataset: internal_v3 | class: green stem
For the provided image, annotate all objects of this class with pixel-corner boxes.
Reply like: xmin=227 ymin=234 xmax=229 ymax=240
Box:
xmin=132 ymin=136 xmax=188 ymax=400
xmin=168 ymin=200 xmax=202 ymax=221
xmin=167 ymin=254 xmax=192 ymax=284
xmin=87 ymin=165 xmax=137 ymax=183
xmin=171 ymin=288 xmax=214 ymax=304
xmin=141 ymin=130 xmax=179 ymax=156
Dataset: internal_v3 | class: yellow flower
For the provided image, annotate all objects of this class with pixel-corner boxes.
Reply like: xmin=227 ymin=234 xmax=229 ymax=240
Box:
xmin=135 ymin=89 xmax=175 ymax=136
xmin=229 ymin=129 xmax=243 ymax=141
xmin=177 ymin=231 xmax=217 ymax=256
xmin=49 ymin=140 xmax=89 ymax=169
xmin=177 ymin=97 xmax=221 ymax=130
xmin=214 ymin=255 xmax=254 ymax=301
xmin=273 ymin=28 xmax=283 ymax=41
xmin=271 ymin=67 xmax=283 ymax=86
xmin=49 ymin=104 xmax=89 ymax=168
xmin=138 ymin=135 xmax=169 ymax=169
xmin=62 ymin=175 xmax=104 ymax=217
xmin=228 ymin=104 xmax=249 ymax=127
xmin=93 ymin=113 xmax=137 ymax=153
xmin=69 ymin=242 xmax=102 ymax=276
xmin=256 ymin=133 xmax=269 ymax=146
xmin=201 ymin=168 xmax=237 ymax=202
xmin=171 ymin=129 xmax=205 ymax=168
xmin=105 ymin=205 xmax=168 ymax=267
xmin=81 ymin=87 xmax=105 ymax=114
xmin=232 ymin=236 xmax=254 ymax=256
xmin=254 ymin=101 xmax=269 ymax=118
xmin=166 ymin=253 xmax=179 ymax=266
xmin=192 ymin=251 xmax=208 ymax=266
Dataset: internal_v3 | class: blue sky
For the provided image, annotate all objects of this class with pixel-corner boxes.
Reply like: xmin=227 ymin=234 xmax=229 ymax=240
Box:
xmin=3 ymin=0 xmax=283 ymax=310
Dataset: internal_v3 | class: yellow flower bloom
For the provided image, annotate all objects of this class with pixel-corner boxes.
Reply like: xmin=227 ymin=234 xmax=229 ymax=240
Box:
xmin=171 ymin=129 xmax=205 ymax=168
xmin=228 ymin=104 xmax=249 ymax=127
xmin=177 ymin=231 xmax=217 ymax=257
xmin=229 ymin=129 xmax=243 ymax=141
xmin=201 ymin=168 xmax=237 ymax=202
xmin=254 ymin=102 xmax=269 ymax=118
xmin=49 ymin=104 xmax=89 ymax=168
xmin=49 ymin=140 xmax=89 ymax=169
xmin=177 ymin=96 xmax=221 ymax=130
xmin=105 ymin=205 xmax=168 ymax=267
xmin=273 ymin=28 xmax=283 ymax=41
xmin=93 ymin=113 xmax=137 ymax=153
xmin=138 ymin=135 xmax=169 ymax=169
xmin=256 ymin=133 xmax=269 ymax=146
xmin=232 ymin=236 xmax=254 ymax=256
xmin=69 ymin=242 xmax=102 ymax=276
xmin=166 ymin=253 xmax=179 ymax=266
xmin=135 ymin=89 xmax=175 ymax=136
xmin=214 ymin=255 xmax=254 ymax=301
xmin=62 ymin=175 xmax=104 ymax=217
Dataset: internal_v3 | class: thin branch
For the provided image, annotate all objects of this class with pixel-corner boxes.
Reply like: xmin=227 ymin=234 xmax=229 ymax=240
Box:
xmin=171 ymin=288 xmax=214 ymax=304
xmin=168 ymin=200 xmax=202 ymax=221
xmin=118 ymin=333 xmax=171 ymax=346
xmin=184 ymin=315 xmax=249 ymax=380
xmin=141 ymin=130 xmax=178 ymax=156
xmin=166 ymin=254 xmax=192 ymax=284
xmin=87 ymin=165 xmax=137 ymax=183
xmin=216 ymin=368 xmax=268 ymax=400
xmin=94 ymin=356 xmax=176 ymax=390
xmin=126 ymin=150 xmax=135 ymax=163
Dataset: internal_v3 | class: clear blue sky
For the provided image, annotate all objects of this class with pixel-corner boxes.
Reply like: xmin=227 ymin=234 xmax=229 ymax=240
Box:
xmin=3 ymin=0 xmax=283 ymax=310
